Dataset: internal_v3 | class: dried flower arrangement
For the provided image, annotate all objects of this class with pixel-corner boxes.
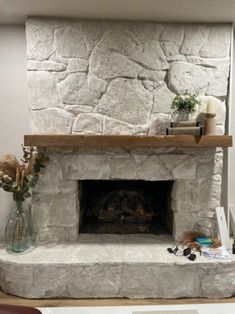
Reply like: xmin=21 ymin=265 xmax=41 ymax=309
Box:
xmin=0 ymin=146 xmax=48 ymax=203
xmin=0 ymin=146 xmax=48 ymax=252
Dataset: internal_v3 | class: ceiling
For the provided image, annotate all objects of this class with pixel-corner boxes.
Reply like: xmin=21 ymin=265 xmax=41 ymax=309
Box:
xmin=0 ymin=0 xmax=235 ymax=24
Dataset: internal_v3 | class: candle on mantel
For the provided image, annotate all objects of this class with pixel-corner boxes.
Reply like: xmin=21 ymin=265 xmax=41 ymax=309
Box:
xmin=205 ymin=98 xmax=216 ymax=135
xmin=206 ymin=99 xmax=216 ymax=114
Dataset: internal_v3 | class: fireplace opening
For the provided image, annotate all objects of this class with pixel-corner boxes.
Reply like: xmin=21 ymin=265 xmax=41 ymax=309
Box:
xmin=79 ymin=180 xmax=173 ymax=235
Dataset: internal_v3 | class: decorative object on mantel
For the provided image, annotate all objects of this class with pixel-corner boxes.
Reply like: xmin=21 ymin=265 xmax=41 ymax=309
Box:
xmin=171 ymin=121 xmax=199 ymax=127
xmin=166 ymin=126 xmax=202 ymax=136
xmin=168 ymin=94 xmax=201 ymax=135
xmin=204 ymin=98 xmax=217 ymax=135
xmin=171 ymin=94 xmax=201 ymax=122
xmin=0 ymin=147 xmax=48 ymax=253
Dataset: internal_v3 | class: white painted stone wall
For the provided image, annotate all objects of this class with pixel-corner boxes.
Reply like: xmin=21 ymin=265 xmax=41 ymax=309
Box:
xmin=26 ymin=18 xmax=230 ymax=135
xmin=25 ymin=18 xmax=231 ymax=243
xmin=33 ymin=146 xmax=223 ymax=242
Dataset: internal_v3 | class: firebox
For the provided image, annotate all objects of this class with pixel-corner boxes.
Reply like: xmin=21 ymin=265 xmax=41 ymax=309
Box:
xmin=79 ymin=180 xmax=173 ymax=235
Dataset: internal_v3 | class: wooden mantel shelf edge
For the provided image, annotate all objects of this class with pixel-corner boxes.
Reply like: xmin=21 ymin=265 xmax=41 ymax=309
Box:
xmin=24 ymin=135 xmax=233 ymax=148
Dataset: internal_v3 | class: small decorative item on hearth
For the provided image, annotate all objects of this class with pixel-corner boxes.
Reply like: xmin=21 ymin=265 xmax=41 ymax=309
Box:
xmin=167 ymin=94 xmax=202 ymax=135
xmin=0 ymin=147 xmax=48 ymax=253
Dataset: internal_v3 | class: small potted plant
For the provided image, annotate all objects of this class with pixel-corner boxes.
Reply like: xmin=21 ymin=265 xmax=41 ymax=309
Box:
xmin=171 ymin=94 xmax=201 ymax=122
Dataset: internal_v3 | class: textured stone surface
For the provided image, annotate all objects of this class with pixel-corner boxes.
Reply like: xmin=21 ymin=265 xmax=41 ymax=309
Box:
xmin=26 ymin=20 xmax=54 ymax=60
xmin=31 ymin=155 xmax=79 ymax=242
xmin=104 ymin=117 xmax=135 ymax=135
xmin=148 ymin=113 xmax=171 ymax=135
xmin=96 ymin=78 xmax=153 ymax=125
xmin=207 ymin=63 xmax=230 ymax=97
xmin=29 ymin=145 xmax=224 ymax=243
xmin=26 ymin=19 xmax=231 ymax=134
xmin=216 ymin=124 xmax=225 ymax=135
xmin=196 ymin=151 xmax=223 ymax=178
xmin=72 ymin=113 xmax=103 ymax=134
xmin=160 ymin=25 xmax=184 ymax=45
xmin=1 ymin=235 xmax=235 ymax=298
xmin=65 ymin=104 xmax=94 ymax=114
xmin=139 ymin=69 xmax=166 ymax=82
xmin=28 ymin=71 xmax=59 ymax=109
xmin=174 ymin=212 xmax=198 ymax=241
xmin=54 ymin=26 xmax=88 ymax=58
xmin=90 ymin=39 xmax=142 ymax=80
xmin=60 ymin=153 xmax=111 ymax=180
xmin=29 ymin=108 xmax=73 ymax=133
xmin=90 ymin=29 xmax=168 ymax=71
xmin=161 ymin=42 xmax=180 ymax=59
xmin=201 ymin=265 xmax=235 ymax=298
xmin=58 ymin=73 xmax=107 ymax=106
xmin=198 ymin=174 xmax=222 ymax=208
xmin=67 ymin=58 xmax=88 ymax=73
xmin=172 ymin=179 xmax=199 ymax=206
xmin=152 ymin=84 xmax=175 ymax=113
xmin=180 ymin=25 xmax=209 ymax=55
xmin=27 ymin=60 xmax=67 ymax=71
xmin=200 ymin=25 xmax=231 ymax=58
xmin=168 ymin=62 xmax=213 ymax=95
xmin=186 ymin=56 xmax=230 ymax=68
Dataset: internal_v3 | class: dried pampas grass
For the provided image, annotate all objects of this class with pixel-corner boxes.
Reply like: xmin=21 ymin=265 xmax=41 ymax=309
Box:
xmin=0 ymin=154 xmax=20 ymax=181
xmin=0 ymin=146 xmax=48 ymax=202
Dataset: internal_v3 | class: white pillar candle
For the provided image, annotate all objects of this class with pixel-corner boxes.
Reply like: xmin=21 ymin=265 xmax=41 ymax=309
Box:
xmin=206 ymin=99 xmax=216 ymax=114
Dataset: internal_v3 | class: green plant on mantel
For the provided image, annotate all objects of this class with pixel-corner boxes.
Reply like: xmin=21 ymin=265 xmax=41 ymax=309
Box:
xmin=171 ymin=94 xmax=201 ymax=115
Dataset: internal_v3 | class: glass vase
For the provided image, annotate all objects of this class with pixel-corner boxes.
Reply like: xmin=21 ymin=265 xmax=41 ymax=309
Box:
xmin=176 ymin=112 xmax=190 ymax=122
xmin=5 ymin=201 xmax=33 ymax=253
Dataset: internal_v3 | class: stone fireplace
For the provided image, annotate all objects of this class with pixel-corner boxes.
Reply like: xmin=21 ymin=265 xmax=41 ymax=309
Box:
xmin=25 ymin=18 xmax=230 ymax=244
xmin=0 ymin=17 xmax=235 ymax=299
xmin=32 ymin=145 xmax=223 ymax=243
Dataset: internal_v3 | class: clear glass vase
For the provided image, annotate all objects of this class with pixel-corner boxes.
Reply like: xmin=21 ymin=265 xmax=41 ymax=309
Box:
xmin=5 ymin=201 xmax=33 ymax=253
xmin=176 ymin=112 xmax=190 ymax=122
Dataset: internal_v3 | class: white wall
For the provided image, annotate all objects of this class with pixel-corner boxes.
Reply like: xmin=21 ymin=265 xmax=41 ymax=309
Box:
xmin=0 ymin=26 xmax=28 ymax=240
xmin=0 ymin=24 xmax=234 ymax=241
xmin=230 ymin=32 xmax=235 ymax=210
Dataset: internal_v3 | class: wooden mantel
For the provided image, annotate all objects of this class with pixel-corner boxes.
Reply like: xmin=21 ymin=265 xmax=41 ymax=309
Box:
xmin=24 ymin=134 xmax=233 ymax=148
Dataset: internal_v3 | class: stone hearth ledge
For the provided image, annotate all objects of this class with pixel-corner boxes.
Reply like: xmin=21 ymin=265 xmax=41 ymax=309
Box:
xmin=0 ymin=234 xmax=235 ymax=299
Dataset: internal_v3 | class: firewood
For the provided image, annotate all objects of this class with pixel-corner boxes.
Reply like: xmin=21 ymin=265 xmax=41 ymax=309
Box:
xmin=106 ymin=207 xmax=115 ymax=213
xmin=135 ymin=207 xmax=145 ymax=216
